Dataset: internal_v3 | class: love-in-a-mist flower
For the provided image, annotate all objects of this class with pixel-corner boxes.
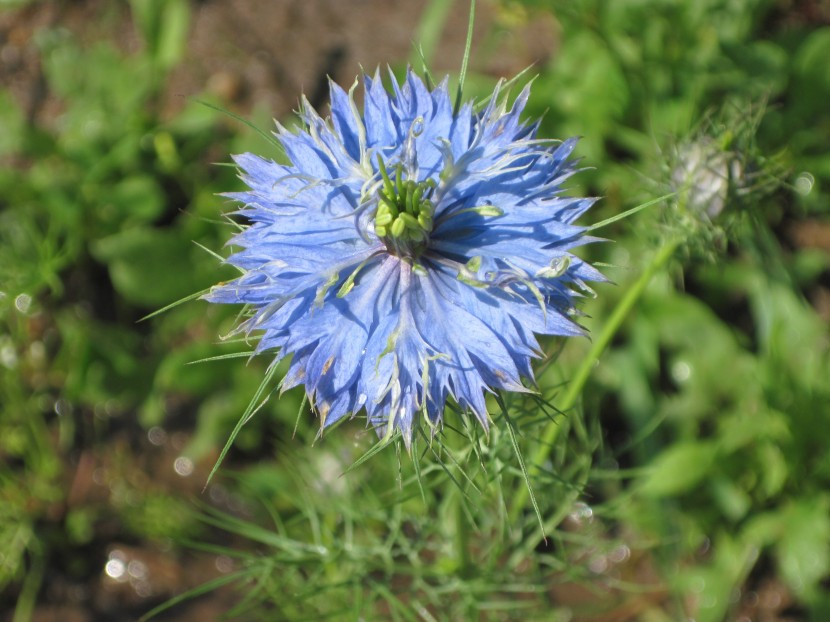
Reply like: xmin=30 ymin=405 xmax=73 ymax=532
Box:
xmin=207 ymin=69 xmax=602 ymax=446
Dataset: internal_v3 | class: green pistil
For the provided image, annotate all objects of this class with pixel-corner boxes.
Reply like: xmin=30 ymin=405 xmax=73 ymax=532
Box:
xmin=374 ymin=155 xmax=436 ymax=256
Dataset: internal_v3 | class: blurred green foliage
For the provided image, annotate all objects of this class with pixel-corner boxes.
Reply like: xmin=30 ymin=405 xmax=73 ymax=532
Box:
xmin=501 ymin=0 xmax=830 ymax=619
xmin=0 ymin=2 xmax=284 ymax=617
xmin=1 ymin=0 xmax=828 ymax=620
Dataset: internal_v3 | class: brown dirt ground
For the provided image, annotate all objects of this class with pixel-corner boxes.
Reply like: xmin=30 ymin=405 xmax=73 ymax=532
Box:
xmin=1 ymin=0 xmax=559 ymax=126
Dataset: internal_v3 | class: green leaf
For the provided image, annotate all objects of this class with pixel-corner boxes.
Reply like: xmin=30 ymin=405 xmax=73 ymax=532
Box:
xmin=497 ymin=395 xmax=544 ymax=537
xmin=725 ymin=40 xmax=788 ymax=97
xmin=0 ymin=91 xmax=23 ymax=156
xmin=110 ymin=176 xmax=165 ymax=224
xmin=414 ymin=0 xmax=453 ymax=69
xmin=155 ymin=0 xmax=190 ymax=69
xmin=777 ymin=498 xmax=830 ymax=598
xmin=792 ymin=28 xmax=830 ymax=112
xmin=540 ymin=30 xmax=630 ymax=161
xmin=91 ymin=228 xmax=210 ymax=307
xmin=130 ymin=0 xmax=191 ymax=71
xmin=204 ymin=361 xmax=280 ymax=486
xmin=639 ymin=441 xmax=718 ymax=497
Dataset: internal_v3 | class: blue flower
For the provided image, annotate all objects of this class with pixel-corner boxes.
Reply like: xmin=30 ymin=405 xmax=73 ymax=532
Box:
xmin=207 ymin=69 xmax=602 ymax=446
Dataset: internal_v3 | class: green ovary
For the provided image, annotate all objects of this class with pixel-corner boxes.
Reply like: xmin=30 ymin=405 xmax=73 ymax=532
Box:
xmin=374 ymin=156 xmax=436 ymax=257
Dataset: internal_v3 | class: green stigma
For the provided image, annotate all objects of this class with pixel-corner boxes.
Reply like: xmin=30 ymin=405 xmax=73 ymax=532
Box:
xmin=374 ymin=155 xmax=436 ymax=257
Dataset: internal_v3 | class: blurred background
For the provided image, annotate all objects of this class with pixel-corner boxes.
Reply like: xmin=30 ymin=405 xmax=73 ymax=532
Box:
xmin=1 ymin=0 xmax=829 ymax=620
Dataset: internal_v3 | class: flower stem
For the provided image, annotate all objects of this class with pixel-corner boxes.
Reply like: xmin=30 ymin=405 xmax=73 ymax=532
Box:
xmin=454 ymin=488 xmax=471 ymax=574
xmin=509 ymin=237 xmax=682 ymax=525
xmin=449 ymin=428 xmax=472 ymax=576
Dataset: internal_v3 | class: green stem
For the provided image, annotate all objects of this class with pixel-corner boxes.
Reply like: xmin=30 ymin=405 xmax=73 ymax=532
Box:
xmin=454 ymin=488 xmax=471 ymax=574
xmin=508 ymin=238 xmax=682 ymax=524
xmin=14 ymin=541 xmax=44 ymax=622
xmin=448 ymin=428 xmax=471 ymax=576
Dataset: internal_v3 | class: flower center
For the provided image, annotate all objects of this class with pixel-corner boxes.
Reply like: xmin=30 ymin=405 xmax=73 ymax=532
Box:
xmin=373 ymin=156 xmax=436 ymax=257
